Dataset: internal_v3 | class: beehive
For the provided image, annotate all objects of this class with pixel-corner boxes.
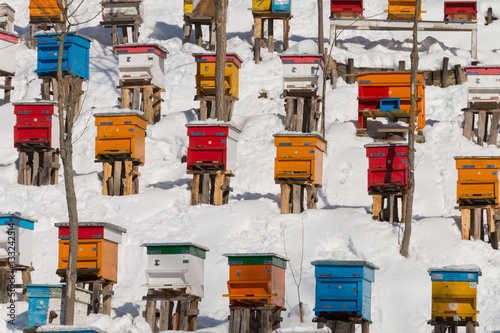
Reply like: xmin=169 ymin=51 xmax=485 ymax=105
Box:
xmin=186 ymin=122 xmax=240 ymax=171
xmin=455 ymin=156 xmax=500 ymax=205
xmin=55 ymin=222 xmax=127 ymax=282
xmin=274 ymin=133 xmax=327 ymax=184
xmin=428 ymin=265 xmax=481 ymax=323
xmin=36 ymin=327 xmax=106 ymax=333
xmin=465 ymin=67 xmax=500 ymax=108
xmin=94 ymin=111 xmax=147 ymax=165
xmin=223 ymin=253 xmax=288 ymax=308
xmin=35 ymin=32 xmax=91 ymax=80
xmin=193 ymin=53 xmax=243 ymax=99
xmin=0 ymin=4 xmax=15 ymax=33
xmin=331 ymin=0 xmax=364 ymax=18
xmin=115 ymin=44 xmax=168 ymax=89
xmin=26 ymin=284 xmax=91 ymax=329
xmin=444 ymin=1 xmax=477 ymax=21
xmin=365 ymin=143 xmax=408 ymax=194
xmin=0 ymin=29 xmax=18 ymax=75
xmin=101 ymin=0 xmax=144 ymax=23
xmin=312 ymin=260 xmax=379 ymax=321
xmin=13 ymin=101 xmax=58 ymax=149
xmin=0 ymin=214 xmax=37 ymax=268
xmin=184 ymin=0 xmax=193 ymax=14
xmin=142 ymin=242 xmax=209 ymax=298
xmin=356 ymin=71 xmax=426 ymax=132
xmin=252 ymin=0 xmax=291 ymax=14
xmin=387 ymin=0 xmax=423 ymax=20
xmin=280 ymin=55 xmax=324 ymax=93
xmin=192 ymin=0 xmax=216 ymax=17
xmin=29 ymin=0 xmax=62 ymax=23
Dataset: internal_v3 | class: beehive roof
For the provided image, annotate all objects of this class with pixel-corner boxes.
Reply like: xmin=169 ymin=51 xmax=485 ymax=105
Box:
xmin=311 ymin=260 xmax=379 ymax=270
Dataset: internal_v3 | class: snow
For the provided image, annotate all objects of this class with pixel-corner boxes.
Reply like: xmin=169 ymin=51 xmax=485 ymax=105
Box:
xmin=0 ymin=0 xmax=500 ymax=332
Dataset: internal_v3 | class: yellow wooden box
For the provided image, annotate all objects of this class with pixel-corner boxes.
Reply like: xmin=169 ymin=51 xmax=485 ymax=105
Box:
xmin=58 ymin=239 xmax=119 ymax=282
xmin=194 ymin=53 xmax=243 ymax=99
xmin=274 ymin=133 xmax=327 ymax=184
xmin=455 ymin=157 xmax=500 ymax=205
xmin=184 ymin=0 xmax=193 ymax=14
xmin=387 ymin=0 xmax=424 ymax=20
xmin=252 ymin=0 xmax=272 ymax=13
xmin=29 ymin=0 xmax=62 ymax=22
xmin=94 ymin=112 xmax=147 ymax=165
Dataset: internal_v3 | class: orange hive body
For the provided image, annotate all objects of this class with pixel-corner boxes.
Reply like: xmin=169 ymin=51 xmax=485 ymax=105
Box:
xmin=455 ymin=156 xmax=500 ymax=205
xmin=29 ymin=0 xmax=62 ymax=22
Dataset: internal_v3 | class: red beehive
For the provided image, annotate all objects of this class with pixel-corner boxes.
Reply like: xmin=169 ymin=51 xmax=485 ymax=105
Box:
xmin=444 ymin=1 xmax=477 ymax=21
xmin=365 ymin=143 xmax=408 ymax=194
xmin=186 ymin=123 xmax=240 ymax=171
xmin=13 ymin=101 xmax=58 ymax=149
xmin=331 ymin=0 xmax=364 ymax=18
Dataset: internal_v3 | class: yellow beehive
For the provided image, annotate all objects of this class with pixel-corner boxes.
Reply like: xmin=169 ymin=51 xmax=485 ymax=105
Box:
xmin=274 ymin=133 xmax=327 ymax=184
xmin=94 ymin=112 xmax=147 ymax=165
xmin=455 ymin=157 xmax=500 ymax=205
xmin=252 ymin=0 xmax=272 ymax=13
xmin=29 ymin=0 xmax=62 ymax=23
xmin=194 ymin=53 xmax=243 ymax=99
xmin=184 ymin=0 xmax=193 ymax=14
xmin=387 ymin=0 xmax=424 ymax=20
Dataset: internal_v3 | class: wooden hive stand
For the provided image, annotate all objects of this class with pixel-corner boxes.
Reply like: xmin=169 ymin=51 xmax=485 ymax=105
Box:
xmin=144 ymin=289 xmax=200 ymax=332
xmin=29 ymin=22 xmax=62 ymax=49
xmin=429 ymin=321 xmax=478 ymax=333
xmin=316 ymin=316 xmax=371 ymax=333
xmin=103 ymin=22 xmax=140 ymax=46
xmin=119 ymin=84 xmax=164 ymax=125
xmin=229 ymin=306 xmax=283 ymax=333
xmin=278 ymin=181 xmax=320 ymax=214
xmin=283 ymin=93 xmax=321 ymax=132
xmin=0 ymin=73 xmax=13 ymax=105
xmin=189 ymin=170 xmax=233 ymax=206
xmin=0 ymin=265 xmax=33 ymax=303
xmin=40 ymin=75 xmax=84 ymax=117
xmin=462 ymin=108 xmax=500 ymax=146
xmin=17 ymin=144 xmax=60 ymax=186
xmin=195 ymin=95 xmax=236 ymax=121
xmin=371 ymin=192 xmax=408 ymax=223
xmin=183 ymin=13 xmax=215 ymax=51
xmin=457 ymin=204 xmax=499 ymax=250
xmin=100 ymin=159 xmax=141 ymax=196
xmin=252 ymin=12 xmax=292 ymax=63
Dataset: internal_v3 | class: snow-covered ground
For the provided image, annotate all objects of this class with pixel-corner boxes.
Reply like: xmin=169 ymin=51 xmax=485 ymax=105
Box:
xmin=1 ymin=0 xmax=500 ymax=332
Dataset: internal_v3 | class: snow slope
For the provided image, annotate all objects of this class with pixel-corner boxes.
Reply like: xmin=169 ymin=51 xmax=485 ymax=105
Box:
xmin=1 ymin=0 xmax=500 ymax=332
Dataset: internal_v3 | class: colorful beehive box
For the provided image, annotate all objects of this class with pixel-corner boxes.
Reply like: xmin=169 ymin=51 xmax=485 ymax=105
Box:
xmin=223 ymin=253 xmax=289 ymax=308
xmin=356 ymin=71 xmax=426 ymax=132
xmin=186 ymin=122 xmax=240 ymax=171
xmin=428 ymin=265 xmax=481 ymax=323
xmin=29 ymin=0 xmax=62 ymax=23
xmin=142 ymin=242 xmax=209 ymax=298
xmin=444 ymin=1 xmax=477 ymax=21
xmin=101 ymin=0 xmax=144 ymax=23
xmin=455 ymin=156 xmax=500 ymax=205
xmin=365 ymin=143 xmax=408 ymax=194
xmin=184 ymin=0 xmax=193 ymax=14
xmin=331 ymin=0 xmax=364 ymax=18
xmin=0 ymin=214 xmax=37 ymax=267
xmin=0 ymin=4 xmax=15 ymax=33
xmin=35 ymin=32 xmax=91 ymax=80
xmin=465 ymin=67 xmax=500 ymax=108
xmin=194 ymin=53 xmax=243 ymax=99
xmin=13 ymin=101 xmax=58 ymax=149
xmin=55 ymin=222 xmax=127 ymax=283
xmin=387 ymin=0 xmax=423 ymax=20
xmin=26 ymin=284 xmax=91 ymax=329
xmin=274 ymin=133 xmax=327 ymax=184
xmin=312 ymin=260 xmax=379 ymax=321
xmin=115 ymin=44 xmax=167 ymax=89
xmin=252 ymin=0 xmax=291 ymax=14
xmin=280 ymin=55 xmax=324 ymax=94
xmin=0 ymin=29 xmax=19 ymax=75
xmin=36 ymin=327 xmax=106 ymax=333
xmin=94 ymin=111 xmax=147 ymax=165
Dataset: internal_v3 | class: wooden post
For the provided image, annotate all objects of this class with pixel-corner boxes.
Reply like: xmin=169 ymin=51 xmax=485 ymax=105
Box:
xmin=213 ymin=173 xmax=224 ymax=205
xmin=442 ymin=57 xmax=450 ymax=88
xmin=145 ymin=300 xmax=157 ymax=332
xmin=285 ymin=98 xmax=295 ymax=130
xmin=191 ymin=173 xmax=201 ymax=205
xmin=317 ymin=0 xmax=324 ymax=54
xmin=159 ymin=300 xmax=171 ymax=331
xmin=347 ymin=58 xmax=355 ymax=84
xmin=199 ymin=101 xmax=208 ymax=120
xmin=177 ymin=300 xmax=188 ymax=331
xmin=398 ymin=61 xmax=406 ymax=71
xmin=183 ymin=23 xmax=192 ymax=44
xmin=201 ymin=173 xmax=210 ymax=204
xmin=306 ymin=184 xmax=318 ymax=209
xmin=254 ymin=17 xmax=262 ymax=63
xmin=102 ymin=162 xmax=113 ymax=195
xmin=454 ymin=65 xmax=463 ymax=84
xmin=17 ymin=151 xmax=27 ymax=185
xmin=222 ymin=176 xmax=231 ymax=204
xmin=121 ymin=88 xmax=131 ymax=109
xmin=195 ymin=24 xmax=203 ymax=47
xmin=153 ymin=89 xmax=162 ymax=123
xmin=280 ymin=183 xmax=291 ymax=214
xmin=113 ymin=161 xmax=122 ymax=196
xmin=361 ymin=322 xmax=370 ymax=333
xmin=0 ymin=267 xmax=9 ymax=303
xmin=268 ymin=19 xmax=274 ymax=53
xmin=292 ymin=184 xmax=302 ymax=214
xmin=296 ymin=98 xmax=304 ymax=132
xmin=187 ymin=300 xmax=199 ymax=331
xmin=461 ymin=208 xmax=471 ymax=240
xmin=122 ymin=26 xmax=129 ymax=44
xmin=90 ymin=281 xmax=102 ymax=314
xmin=209 ymin=21 xmax=216 ymax=51
xmin=477 ymin=111 xmax=486 ymax=145
xmin=463 ymin=111 xmax=474 ymax=140
xmin=372 ymin=195 xmax=383 ymax=221
xmin=132 ymin=87 xmax=141 ymax=110
xmin=283 ymin=18 xmax=290 ymax=50
xmin=144 ymin=86 xmax=154 ymax=124
xmin=4 ymin=76 xmax=12 ymax=104
xmin=473 ymin=208 xmax=482 ymax=241
xmin=489 ymin=112 xmax=500 ymax=146
xmin=102 ymin=282 xmax=113 ymax=316
xmin=123 ymin=161 xmax=133 ymax=196
xmin=31 ymin=151 xmax=40 ymax=185
xmin=486 ymin=207 xmax=498 ymax=250
xmin=133 ymin=24 xmax=140 ymax=43
xmin=22 ymin=268 xmax=32 ymax=301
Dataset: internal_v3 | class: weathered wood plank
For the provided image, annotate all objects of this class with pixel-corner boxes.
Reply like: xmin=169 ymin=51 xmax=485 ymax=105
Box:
xmin=461 ymin=208 xmax=471 ymax=240
xmin=145 ymin=300 xmax=157 ymax=332
xmin=21 ymin=268 xmax=31 ymax=302
xmin=113 ymin=161 xmax=122 ymax=196
xmin=296 ymin=98 xmax=304 ymax=132
xmin=144 ymin=86 xmax=154 ymax=124
xmin=463 ymin=111 xmax=474 ymax=140
xmin=103 ymin=162 xmax=113 ymax=196
xmin=292 ymin=184 xmax=302 ymax=214
xmin=201 ymin=173 xmax=210 ymax=204
xmin=489 ymin=111 xmax=500 ymax=146
xmin=213 ymin=173 xmax=224 ymax=205
xmin=280 ymin=184 xmax=290 ymax=214
xmin=306 ymin=184 xmax=318 ymax=209
xmin=191 ymin=174 xmax=201 ymax=205
xmin=123 ymin=161 xmax=133 ymax=196
xmin=268 ymin=18 xmax=274 ymax=53
xmin=121 ymin=88 xmax=131 ymax=109
xmin=473 ymin=208 xmax=482 ymax=241
xmin=372 ymin=195 xmax=383 ymax=221
xmin=477 ymin=111 xmax=487 ymax=146
xmin=102 ymin=282 xmax=113 ymax=316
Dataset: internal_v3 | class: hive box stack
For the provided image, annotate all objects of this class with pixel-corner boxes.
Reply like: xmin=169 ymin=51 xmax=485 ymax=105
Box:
xmin=0 ymin=4 xmax=15 ymax=33
xmin=13 ymin=101 xmax=59 ymax=150
xmin=252 ymin=0 xmax=291 ymax=14
xmin=386 ymin=0 xmax=423 ymax=20
xmin=194 ymin=53 xmax=243 ymax=100
xmin=330 ymin=0 xmax=364 ymax=18
xmin=29 ymin=0 xmax=62 ymax=23
xmin=280 ymin=55 xmax=324 ymax=95
xmin=101 ymin=0 xmax=144 ymax=24
xmin=365 ymin=143 xmax=408 ymax=194
xmin=444 ymin=1 xmax=477 ymax=22
xmin=465 ymin=67 xmax=500 ymax=109
xmin=0 ymin=214 xmax=37 ymax=268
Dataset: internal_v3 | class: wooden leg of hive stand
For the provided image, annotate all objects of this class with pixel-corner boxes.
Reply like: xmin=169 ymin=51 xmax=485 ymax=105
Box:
xmin=461 ymin=208 xmax=471 ymax=240
xmin=132 ymin=165 xmax=140 ymax=194
xmin=209 ymin=21 xmax=216 ymax=51
xmin=306 ymin=184 xmax=318 ymax=209
xmin=31 ymin=150 xmax=40 ymax=186
xmin=361 ymin=321 xmax=369 ymax=333
xmin=296 ymin=98 xmax=304 ymax=132
xmin=4 ymin=76 xmax=12 ymax=104
xmin=121 ymin=88 xmax=131 ymax=109
xmin=283 ymin=18 xmax=290 ymax=50
xmin=372 ymin=195 xmax=383 ymax=221
xmin=17 ymin=151 xmax=26 ymax=185
xmin=201 ymin=173 xmax=210 ymax=204
xmin=213 ymin=173 xmax=224 ymax=206
xmin=41 ymin=78 xmax=51 ymax=100
xmin=292 ymin=184 xmax=302 ymax=214
xmin=159 ymin=300 xmax=171 ymax=332
xmin=260 ymin=309 xmax=270 ymax=333
xmin=21 ymin=268 xmax=31 ymax=301
xmin=102 ymin=162 xmax=112 ymax=196
xmin=182 ymin=23 xmax=192 ymax=44
xmin=89 ymin=281 xmax=101 ymax=314
xmin=268 ymin=19 xmax=274 ymax=53
xmin=113 ymin=161 xmax=122 ymax=196
xmin=285 ymin=98 xmax=294 ymax=131
xmin=465 ymin=322 xmax=475 ymax=333
xmin=133 ymin=24 xmax=140 ymax=43
xmin=132 ymin=87 xmax=141 ymax=111
xmin=222 ymin=176 xmax=231 ymax=204
xmin=191 ymin=174 xmax=200 ymax=205
xmin=199 ymin=101 xmax=208 ymax=120
xmin=51 ymin=151 xmax=60 ymax=185
xmin=463 ymin=111 xmax=474 ymax=140
xmin=145 ymin=300 xmax=157 ymax=332
xmin=187 ymin=300 xmax=199 ymax=331
xmin=280 ymin=184 xmax=291 ymax=214
xmin=143 ymin=86 xmax=154 ymax=124
xmin=25 ymin=152 xmax=32 ymax=186
xmin=111 ymin=25 xmax=119 ymax=46
xmin=121 ymin=26 xmax=128 ymax=44
xmin=102 ymin=282 xmax=113 ymax=316
xmin=195 ymin=24 xmax=202 ymax=47
xmin=473 ymin=208 xmax=482 ymax=241
xmin=477 ymin=111 xmax=486 ymax=145
xmin=123 ymin=161 xmax=133 ymax=196
xmin=489 ymin=112 xmax=500 ymax=145
xmin=0 ymin=267 xmax=9 ymax=303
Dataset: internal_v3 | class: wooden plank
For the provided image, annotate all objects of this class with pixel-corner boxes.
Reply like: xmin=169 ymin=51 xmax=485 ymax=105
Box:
xmin=21 ymin=268 xmax=31 ymax=302
xmin=183 ymin=23 xmax=192 ymax=44
xmin=195 ymin=24 xmax=203 ymax=47
xmin=17 ymin=151 xmax=26 ymax=185
xmin=4 ymin=76 xmax=12 ymax=103
xmin=102 ymin=282 xmax=113 ymax=316
xmin=191 ymin=174 xmax=201 ymax=205
xmin=296 ymin=98 xmax=304 ymax=132
xmin=455 ymin=64 xmax=463 ymax=84
xmin=199 ymin=101 xmax=208 ymax=120
xmin=486 ymin=207 xmax=498 ymax=250
xmin=362 ymin=322 xmax=370 ymax=333
xmin=388 ymin=195 xmax=395 ymax=223
xmin=285 ymin=98 xmax=295 ymax=131
xmin=123 ymin=161 xmax=133 ymax=196
xmin=309 ymin=98 xmax=318 ymax=132
xmin=102 ymin=162 xmax=113 ymax=195
xmin=241 ymin=308 xmax=250 ymax=333
xmin=232 ymin=308 xmax=242 ymax=333
xmin=122 ymin=26 xmax=129 ymax=44
xmin=223 ymin=176 xmax=231 ymax=204
xmin=213 ymin=173 xmax=224 ymax=205
xmin=283 ymin=18 xmax=290 ymax=50
xmin=153 ymin=90 xmax=162 ymax=123
xmin=306 ymin=184 xmax=318 ymax=209
xmin=145 ymin=300 xmax=157 ymax=332
xmin=209 ymin=21 xmax=216 ymax=51
xmin=25 ymin=152 xmax=32 ymax=186
xmin=461 ymin=208 xmax=471 ymax=240
xmin=260 ymin=309 xmax=270 ymax=333
xmin=113 ymin=161 xmax=122 ymax=196
xmin=463 ymin=111 xmax=474 ymax=140
xmin=132 ymin=165 xmax=140 ymax=194
xmin=268 ymin=19 xmax=274 ymax=53
xmin=143 ymin=86 xmax=154 ymax=124
xmin=0 ymin=266 xmax=9 ymax=303
xmin=187 ymin=300 xmax=198 ymax=331
xmin=132 ymin=87 xmax=141 ymax=111
xmin=132 ymin=23 xmax=140 ymax=43
xmin=90 ymin=281 xmax=101 ymax=314
xmin=201 ymin=173 xmax=210 ymax=204
xmin=159 ymin=300 xmax=171 ymax=332
xmin=178 ymin=300 xmax=189 ymax=331
xmin=473 ymin=208 xmax=482 ymax=241
xmin=477 ymin=111 xmax=487 ymax=145
xmin=398 ymin=60 xmax=405 ymax=71
xmin=292 ymin=184 xmax=302 ymax=214
xmin=346 ymin=58 xmax=355 ymax=84
xmin=50 ymin=152 xmax=59 ymax=185
xmin=43 ymin=150 xmax=52 ymax=185
xmin=442 ymin=57 xmax=450 ymax=88
xmin=372 ymin=195 xmax=383 ymax=221
xmin=489 ymin=111 xmax=500 ymax=146
xmin=31 ymin=151 xmax=40 ymax=186
xmin=121 ymin=88 xmax=130 ymax=109
xmin=280 ymin=184 xmax=291 ymax=214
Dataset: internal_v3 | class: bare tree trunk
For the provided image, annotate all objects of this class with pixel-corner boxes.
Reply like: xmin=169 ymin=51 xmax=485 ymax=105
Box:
xmin=317 ymin=0 xmax=324 ymax=54
xmin=400 ymin=0 xmax=420 ymax=258
xmin=214 ymin=0 xmax=228 ymax=121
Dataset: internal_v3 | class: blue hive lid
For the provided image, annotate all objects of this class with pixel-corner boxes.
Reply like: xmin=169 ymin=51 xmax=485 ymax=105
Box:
xmin=311 ymin=260 xmax=379 ymax=270
xmin=36 ymin=325 xmax=106 ymax=333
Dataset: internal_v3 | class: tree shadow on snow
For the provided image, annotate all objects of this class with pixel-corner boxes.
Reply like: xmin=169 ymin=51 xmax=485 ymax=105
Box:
xmin=113 ymin=302 xmax=140 ymax=317
xmin=197 ymin=316 xmax=227 ymax=329
xmin=149 ymin=22 xmax=183 ymax=41
xmin=148 ymin=178 xmax=191 ymax=190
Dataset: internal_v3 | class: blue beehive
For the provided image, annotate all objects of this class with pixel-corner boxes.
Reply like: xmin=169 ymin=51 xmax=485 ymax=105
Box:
xmin=35 ymin=32 xmax=91 ymax=80
xmin=272 ymin=0 xmax=291 ymax=13
xmin=0 ymin=214 xmax=36 ymax=267
xmin=312 ymin=260 xmax=379 ymax=321
xmin=380 ymin=98 xmax=400 ymax=112
xmin=36 ymin=327 xmax=105 ymax=333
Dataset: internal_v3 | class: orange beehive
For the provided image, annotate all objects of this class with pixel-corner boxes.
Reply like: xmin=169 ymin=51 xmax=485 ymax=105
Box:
xmin=55 ymin=222 xmax=127 ymax=283
xmin=29 ymin=0 xmax=62 ymax=23
xmin=387 ymin=0 xmax=424 ymax=20
xmin=94 ymin=111 xmax=147 ymax=165
xmin=455 ymin=157 xmax=500 ymax=205
xmin=223 ymin=253 xmax=288 ymax=308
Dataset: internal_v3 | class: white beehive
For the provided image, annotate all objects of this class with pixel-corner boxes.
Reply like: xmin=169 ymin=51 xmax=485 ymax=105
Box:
xmin=101 ymin=0 xmax=144 ymax=23
xmin=0 ymin=214 xmax=37 ymax=267
xmin=280 ymin=55 xmax=325 ymax=95
xmin=142 ymin=242 xmax=209 ymax=298
xmin=0 ymin=29 xmax=18 ymax=75
xmin=0 ymin=4 xmax=15 ymax=33
xmin=465 ymin=67 xmax=500 ymax=107
xmin=115 ymin=44 xmax=168 ymax=88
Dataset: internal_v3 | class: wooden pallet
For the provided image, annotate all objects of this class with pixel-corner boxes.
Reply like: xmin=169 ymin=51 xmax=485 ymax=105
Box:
xmin=143 ymin=289 xmax=200 ymax=332
xmin=0 ymin=265 xmax=32 ymax=303
xmin=252 ymin=12 xmax=292 ymax=63
xmin=194 ymin=95 xmax=237 ymax=121
xmin=283 ymin=93 xmax=321 ymax=133
xmin=189 ymin=169 xmax=233 ymax=205
xmin=371 ymin=192 xmax=407 ymax=223
xmin=40 ymin=75 xmax=84 ymax=117
xmin=17 ymin=148 xmax=59 ymax=186
xmin=462 ymin=108 xmax=500 ymax=146
xmin=183 ymin=14 xmax=216 ymax=51
xmin=100 ymin=20 xmax=140 ymax=46
xmin=456 ymin=204 xmax=499 ymax=250
xmin=119 ymin=84 xmax=164 ymax=124
xmin=277 ymin=181 xmax=320 ymax=214
xmin=99 ymin=160 xmax=141 ymax=196
xmin=429 ymin=320 xmax=478 ymax=333
xmin=229 ymin=306 xmax=283 ymax=333
xmin=316 ymin=316 xmax=371 ymax=333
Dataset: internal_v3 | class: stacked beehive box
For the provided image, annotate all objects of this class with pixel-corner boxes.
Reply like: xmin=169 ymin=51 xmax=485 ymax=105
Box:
xmin=386 ymin=0 xmax=424 ymax=20
xmin=444 ymin=1 xmax=477 ymax=22
xmin=100 ymin=0 xmax=144 ymax=45
xmin=330 ymin=0 xmax=364 ymax=18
